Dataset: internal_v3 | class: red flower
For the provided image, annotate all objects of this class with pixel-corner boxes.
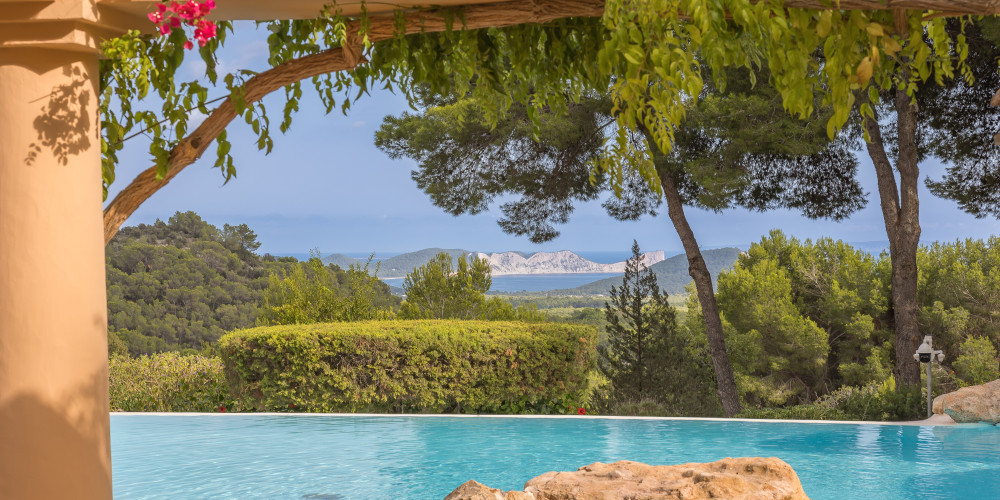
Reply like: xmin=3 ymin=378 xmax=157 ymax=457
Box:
xmin=193 ymin=20 xmax=216 ymax=47
xmin=199 ymin=0 xmax=216 ymax=16
xmin=577 ymin=407 xmax=586 ymax=415
xmin=174 ymin=0 xmax=201 ymax=21
xmin=288 ymin=404 xmax=296 ymax=409
xmin=147 ymin=0 xmax=218 ymax=50
xmin=218 ymin=405 xmax=226 ymax=413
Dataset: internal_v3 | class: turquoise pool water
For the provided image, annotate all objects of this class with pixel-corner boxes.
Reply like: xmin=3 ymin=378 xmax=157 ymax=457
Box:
xmin=111 ymin=415 xmax=1000 ymax=499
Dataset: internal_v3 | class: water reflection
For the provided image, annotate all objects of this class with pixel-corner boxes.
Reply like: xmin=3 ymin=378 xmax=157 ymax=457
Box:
xmin=111 ymin=416 xmax=1000 ymax=499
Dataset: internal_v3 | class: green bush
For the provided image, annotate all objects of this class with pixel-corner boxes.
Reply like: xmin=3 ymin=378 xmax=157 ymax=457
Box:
xmin=739 ymin=376 xmax=926 ymax=421
xmin=108 ymin=330 xmax=128 ymax=357
xmin=109 ymin=353 xmax=235 ymax=412
xmin=953 ymin=336 xmax=1000 ymax=386
xmin=816 ymin=378 xmax=924 ymax=421
xmin=219 ymin=320 xmax=598 ymax=413
xmin=738 ymin=377 xmax=925 ymax=421
xmin=737 ymin=405 xmax=850 ymax=421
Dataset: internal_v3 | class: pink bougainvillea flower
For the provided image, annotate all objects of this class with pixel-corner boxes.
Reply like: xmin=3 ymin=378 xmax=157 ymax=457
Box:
xmin=174 ymin=0 xmax=200 ymax=21
xmin=577 ymin=407 xmax=586 ymax=415
xmin=197 ymin=20 xmax=216 ymax=36
xmin=148 ymin=0 xmax=218 ymax=50
xmin=197 ymin=0 xmax=215 ymax=17
xmin=193 ymin=20 xmax=216 ymax=46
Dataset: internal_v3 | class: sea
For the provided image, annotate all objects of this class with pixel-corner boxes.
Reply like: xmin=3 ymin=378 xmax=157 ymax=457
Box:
xmin=277 ymin=251 xmax=634 ymax=293
xmin=380 ymin=272 xmax=623 ymax=293
xmin=279 ymin=251 xmax=635 ymax=264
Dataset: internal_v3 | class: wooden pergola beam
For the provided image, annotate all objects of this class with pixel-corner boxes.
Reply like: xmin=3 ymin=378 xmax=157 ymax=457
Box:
xmin=783 ymin=0 xmax=1000 ymax=15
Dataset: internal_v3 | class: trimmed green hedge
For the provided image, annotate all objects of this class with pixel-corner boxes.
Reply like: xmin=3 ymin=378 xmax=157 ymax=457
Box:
xmin=109 ymin=353 xmax=235 ymax=412
xmin=219 ymin=320 xmax=598 ymax=413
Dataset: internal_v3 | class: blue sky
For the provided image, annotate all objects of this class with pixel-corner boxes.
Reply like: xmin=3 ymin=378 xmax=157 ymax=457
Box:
xmin=106 ymin=23 xmax=1000 ymax=257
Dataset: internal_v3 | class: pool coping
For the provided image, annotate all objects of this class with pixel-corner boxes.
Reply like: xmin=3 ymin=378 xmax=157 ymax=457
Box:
xmin=110 ymin=412 xmax=963 ymax=426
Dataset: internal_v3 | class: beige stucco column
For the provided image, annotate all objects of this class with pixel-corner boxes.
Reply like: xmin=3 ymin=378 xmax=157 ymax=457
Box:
xmin=0 ymin=51 xmax=111 ymax=499
xmin=0 ymin=1 xmax=138 ymax=497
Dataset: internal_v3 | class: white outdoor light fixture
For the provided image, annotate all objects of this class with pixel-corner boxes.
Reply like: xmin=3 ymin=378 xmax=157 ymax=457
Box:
xmin=913 ymin=335 xmax=945 ymax=418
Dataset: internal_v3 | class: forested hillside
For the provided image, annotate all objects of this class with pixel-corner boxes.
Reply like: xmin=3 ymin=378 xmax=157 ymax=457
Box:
xmin=321 ymin=253 xmax=363 ymax=270
xmin=106 ymin=212 xmax=398 ymax=355
xmin=362 ymin=248 xmax=470 ymax=278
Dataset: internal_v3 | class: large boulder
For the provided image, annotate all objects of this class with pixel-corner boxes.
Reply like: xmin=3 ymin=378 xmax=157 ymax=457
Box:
xmin=445 ymin=458 xmax=810 ymax=500
xmin=933 ymin=378 xmax=1000 ymax=424
xmin=444 ymin=480 xmax=532 ymax=500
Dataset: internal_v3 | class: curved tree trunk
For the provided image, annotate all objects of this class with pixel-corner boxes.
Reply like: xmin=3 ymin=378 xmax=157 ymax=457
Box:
xmin=660 ymin=174 xmax=742 ymax=417
xmin=103 ymin=0 xmax=606 ymax=243
xmin=862 ymin=87 xmax=922 ymax=388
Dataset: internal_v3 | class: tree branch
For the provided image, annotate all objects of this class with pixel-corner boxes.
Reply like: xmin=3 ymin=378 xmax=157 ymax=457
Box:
xmin=103 ymin=0 xmax=606 ymax=243
xmin=103 ymin=0 xmax=1000 ymax=242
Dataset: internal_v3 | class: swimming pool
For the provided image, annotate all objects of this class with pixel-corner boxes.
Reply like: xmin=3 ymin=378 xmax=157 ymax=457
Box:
xmin=111 ymin=415 xmax=1000 ymax=499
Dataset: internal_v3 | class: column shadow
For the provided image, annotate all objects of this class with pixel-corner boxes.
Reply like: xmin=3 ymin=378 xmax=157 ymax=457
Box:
xmin=0 ymin=368 xmax=112 ymax=499
xmin=24 ymin=64 xmax=92 ymax=167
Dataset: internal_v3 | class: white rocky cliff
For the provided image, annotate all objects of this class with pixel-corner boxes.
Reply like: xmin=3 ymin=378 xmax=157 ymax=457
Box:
xmin=471 ymin=250 xmax=666 ymax=275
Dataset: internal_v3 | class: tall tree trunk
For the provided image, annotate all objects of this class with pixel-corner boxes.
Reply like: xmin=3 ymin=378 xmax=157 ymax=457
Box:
xmin=660 ymin=174 xmax=742 ymax=416
xmin=862 ymin=87 xmax=922 ymax=387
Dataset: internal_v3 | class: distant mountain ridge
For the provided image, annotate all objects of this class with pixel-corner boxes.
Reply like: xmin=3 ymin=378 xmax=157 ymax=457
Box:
xmin=323 ymin=253 xmax=364 ymax=270
xmin=549 ymin=247 xmax=742 ymax=296
xmin=323 ymin=248 xmax=470 ymax=278
xmin=323 ymin=248 xmax=667 ymax=279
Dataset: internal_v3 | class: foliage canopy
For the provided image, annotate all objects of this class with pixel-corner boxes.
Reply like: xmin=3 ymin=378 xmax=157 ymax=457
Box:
xmin=99 ymin=1 xmax=974 ymax=207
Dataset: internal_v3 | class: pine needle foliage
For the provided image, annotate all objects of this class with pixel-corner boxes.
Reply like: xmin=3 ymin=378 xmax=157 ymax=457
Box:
xmin=598 ymin=241 xmax=684 ymax=405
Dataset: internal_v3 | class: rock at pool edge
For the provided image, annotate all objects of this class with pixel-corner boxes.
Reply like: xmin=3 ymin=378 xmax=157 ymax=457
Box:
xmin=933 ymin=378 xmax=1000 ymax=424
xmin=444 ymin=457 xmax=810 ymax=499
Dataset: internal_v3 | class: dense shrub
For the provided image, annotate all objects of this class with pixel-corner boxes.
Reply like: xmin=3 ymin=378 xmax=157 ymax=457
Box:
xmin=953 ymin=336 xmax=1000 ymax=386
xmin=737 ymin=405 xmax=850 ymax=421
xmin=717 ymin=256 xmax=830 ymax=406
xmin=109 ymin=353 xmax=235 ymax=412
xmin=219 ymin=320 xmax=597 ymax=413
xmin=738 ymin=377 xmax=924 ymax=421
xmin=814 ymin=377 xmax=923 ymax=421
xmin=397 ymin=253 xmax=544 ymax=321
xmin=258 ymin=256 xmax=395 ymax=325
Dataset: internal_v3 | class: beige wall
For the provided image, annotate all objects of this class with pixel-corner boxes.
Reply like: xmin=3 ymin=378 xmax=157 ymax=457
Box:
xmin=0 ymin=48 xmax=111 ymax=500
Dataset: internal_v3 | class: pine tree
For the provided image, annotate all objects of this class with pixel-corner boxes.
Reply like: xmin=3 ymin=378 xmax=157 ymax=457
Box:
xmin=598 ymin=240 xmax=679 ymax=404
